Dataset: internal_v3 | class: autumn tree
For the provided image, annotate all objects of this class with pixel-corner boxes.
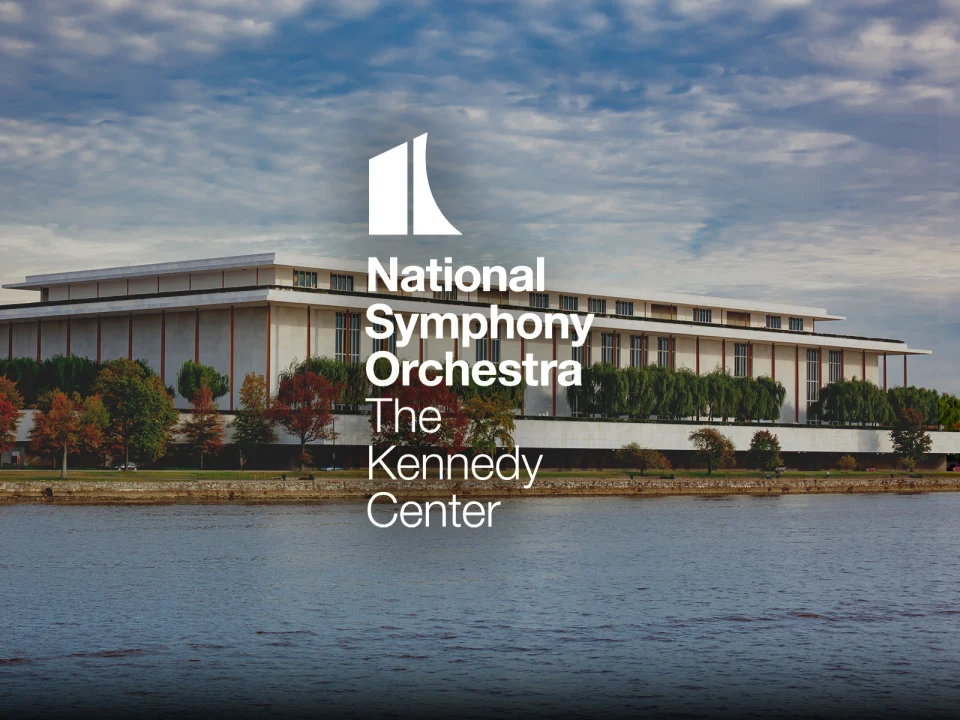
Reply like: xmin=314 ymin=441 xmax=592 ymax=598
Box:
xmin=744 ymin=430 xmax=783 ymax=472
xmin=231 ymin=372 xmax=277 ymax=470
xmin=94 ymin=358 xmax=178 ymax=468
xmin=0 ymin=376 xmax=24 ymax=456
xmin=615 ymin=442 xmax=667 ymax=475
xmin=370 ymin=375 xmax=469 ymax=452
xmin=890 ymin=408 xmax=932 ymax=471
xmin=267 ymin=369 xmax=341 ymax=471
xmin=180 ymin=386 xmax=226 ymax=469
xmin=29 ymin=390 xmax=108 ymax=479
xmin=689 ymin=427 xmax=736 ymax=475
xmin=464 ymin=394 xmax=516 ymax=455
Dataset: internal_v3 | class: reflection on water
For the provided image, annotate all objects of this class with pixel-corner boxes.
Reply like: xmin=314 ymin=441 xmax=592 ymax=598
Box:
xmin=1 ymin=494 xmax=959 ymax=717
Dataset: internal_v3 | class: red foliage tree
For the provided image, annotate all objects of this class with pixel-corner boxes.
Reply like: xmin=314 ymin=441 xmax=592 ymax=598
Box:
xmin=370 ymin=375 xmax=469 ymax=452
xmin=266 ymin=370 xmax=341 ymax=471
xmin=0 ymin=376 xmax=24 ymax=457
xmin=180 ymin=386 xmax=226 ymax=470
xmin=29 ymin=390 xmax=108 ymax=479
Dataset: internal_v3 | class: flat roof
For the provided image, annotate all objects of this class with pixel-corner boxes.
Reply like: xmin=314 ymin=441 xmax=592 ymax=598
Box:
xmin=3 ymin=252 xmax=844 ymax=321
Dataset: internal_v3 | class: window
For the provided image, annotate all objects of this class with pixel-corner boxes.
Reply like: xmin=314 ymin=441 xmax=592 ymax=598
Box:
xmin=588 ymin=298 xmax=606 ymax=314
xmin=560 ymin=294 xmax=579 ymax=311
xmin=829 ymin=350 xmax=842 ymax=383
xmin=766 ymin=315 xmax=782 ymax=329
xmin=657 ymin=337 xmax=673 ymax=367
xmin=600 ymin=332 xmax=618 ymax=365
xmin=806 ymin=348 xmax=820 ymax=415
xmin=694 ymin=308 xmax=712 ymax=323
xmin=335 ymin=312 xmax=360 ymax=364
xmin=616 ymin=300 xmax=634 ymax=316
xmin=789 ymin=317 xmax=804 ymax=332
xmin=294 ymin=270 xmax=318 ymax=289
xmin=573 ymin=333 xmax=592 ymax=365
xmin=629 ymin=335 xmax=646 ymax=368
xmin=372 ymin=332 xmax=397 ymax=355
xmin=726 ymin=311 xmax=750 ymax=327
xmin=474 ymin=325 xmax=501 ymax=363
xmin=433 ymin=288 xmax=458 ymax=301
xmin=734 ymin=343 xmax=749 ymax=378
xmin=530 ymin=293 xmax=549 ymax=309
xmin=330 ymin=273 xmax=354 ymax=292
xmin=650 ymin=303 xmax=677 ymax=320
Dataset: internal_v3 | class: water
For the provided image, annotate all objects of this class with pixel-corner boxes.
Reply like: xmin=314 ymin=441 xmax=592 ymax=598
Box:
xmin=1 ymin=494 xmax=959 ymax=718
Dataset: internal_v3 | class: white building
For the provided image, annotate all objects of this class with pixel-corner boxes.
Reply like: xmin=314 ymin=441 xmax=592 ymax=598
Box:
xmin=2 ymin=252 xmax=955 ymax=468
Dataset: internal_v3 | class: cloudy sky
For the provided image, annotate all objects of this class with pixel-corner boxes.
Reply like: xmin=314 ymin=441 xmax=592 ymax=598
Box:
xmin=0 ymin=0 xmax=957 ymax=390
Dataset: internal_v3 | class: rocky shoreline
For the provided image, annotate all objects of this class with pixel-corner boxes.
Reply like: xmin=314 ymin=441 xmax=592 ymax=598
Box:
xmin=1 ymin=474 xmax=958 ymax=503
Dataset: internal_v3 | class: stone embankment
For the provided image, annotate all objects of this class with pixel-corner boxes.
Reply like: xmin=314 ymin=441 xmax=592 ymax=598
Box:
xmin=1 ymin=474 xmax=958 ymax=503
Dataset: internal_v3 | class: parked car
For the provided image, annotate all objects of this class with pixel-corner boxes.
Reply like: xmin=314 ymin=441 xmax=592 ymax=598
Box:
xmin=948 ymin=464 xmax=960 ymax=472
xmin=113 ymin=462 xmax=138 ymax=471
xmin=322 ymin=466 xmax=345 ymax=472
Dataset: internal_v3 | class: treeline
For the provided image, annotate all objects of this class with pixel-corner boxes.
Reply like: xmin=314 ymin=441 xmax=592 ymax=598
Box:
xmin=566 ymin=364 xmax=787 ymax=423
xmin=809 ymin=379 xmax=960 ymax=429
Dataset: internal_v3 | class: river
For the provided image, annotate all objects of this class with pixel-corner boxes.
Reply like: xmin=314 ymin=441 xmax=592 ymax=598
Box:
xmin=1 ymin=494 xmax=959 ymax=717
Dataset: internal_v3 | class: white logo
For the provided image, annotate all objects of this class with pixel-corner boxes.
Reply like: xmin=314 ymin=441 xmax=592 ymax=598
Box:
xmin=369 ymin=133 xmax=461 ymax=236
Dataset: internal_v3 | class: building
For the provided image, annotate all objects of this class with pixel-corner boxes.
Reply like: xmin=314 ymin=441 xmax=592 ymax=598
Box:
xmin=2 ymin=252 xmax=956 ymax=469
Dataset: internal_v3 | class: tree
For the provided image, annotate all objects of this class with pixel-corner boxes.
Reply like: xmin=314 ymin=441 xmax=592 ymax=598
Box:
xmin=890 ymin=408 xmax=932 ymax=471
xmin=837 ymin=455 xmax=857 ymax=471
xmin=29 ymin=390 xmax=108 ymax=479
xmin=180 ymin=386 xmax=226 ymax=469
xmin=267 ymin=370 xmax=341 ymax=470
xmin=689 ymin=427 xmax=736 ymax=475
xmin=888 ymin=386 xmax=939 ymax=427
xmin=0 ymin=376 xmax=24 ymax=456
xmin=231 ymin=372 xmax=277 ymax=470
xmin=464 ymin=394 xmax=516 ymax=455
xmin=615 ymin=442 xmax=667 ymax=475
xmin=176 ymin=360 xmax=229 ymax=402
xmin=939 ymin=393 xmax=960 ymax=431
xmin=370 ymin=374 xmax=469 ymax=451
xmin=744 ymin=430 xmax=782 ymax=471
xmin=94 ymin=358 xmax=178 ymax=467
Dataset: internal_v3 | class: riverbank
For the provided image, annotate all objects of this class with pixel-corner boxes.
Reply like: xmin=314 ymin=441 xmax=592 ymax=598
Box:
xmin=1 ymin=470 xmax=958 ymax=503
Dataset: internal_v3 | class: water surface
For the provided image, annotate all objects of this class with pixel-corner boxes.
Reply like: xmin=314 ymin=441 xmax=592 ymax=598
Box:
xmin=1 ymin=494 xmax=959 ymax=717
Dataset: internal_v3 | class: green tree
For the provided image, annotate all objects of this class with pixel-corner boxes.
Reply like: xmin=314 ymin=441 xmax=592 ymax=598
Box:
xmin=94 ymin=358 xmax=178 ymax=467
xmin=689 ymin=427 xmax=736 ymax=475
xmin=615 ymin=442 xmax=667 ymax=475
xmin=888 ymin=386 xmax=939 ymax=427
xmin=744 ymin=430 xmax=782 ymax=471
xmin=176 ymin=360 xmax=229 ymax=402
xmin=464 ymin=394 xmax=517 ymax=454
xmin=938 ymin=393 xmax=960 ymax=431
xmin=230 ymin=372 xmax=277 ymax=470
xmin=890 ymin=408 xmax=932 ymax=471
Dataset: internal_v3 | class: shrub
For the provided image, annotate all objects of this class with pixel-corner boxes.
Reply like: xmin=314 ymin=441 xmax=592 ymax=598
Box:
xmin=837 ymin=455 xmax=857 ymax=472
xmin=744 ymin=430 xmax=782 ymax=471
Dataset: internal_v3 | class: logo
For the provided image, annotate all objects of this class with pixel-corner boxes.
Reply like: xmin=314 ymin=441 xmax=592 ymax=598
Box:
xmin=369 ymin=133 xmax=461 ymax=236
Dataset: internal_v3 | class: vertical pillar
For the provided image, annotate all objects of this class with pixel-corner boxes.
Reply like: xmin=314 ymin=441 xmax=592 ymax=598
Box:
xmin=818 ymin=346 xmax=823 ymax=392
xmin=795 ymin=345 xmax=800 ymax=423
xmin=7 ymin=324 xmax=11 ymax=359
xmin=160 ymin=311 xmax=166 ymax=382
xmin=344 ymin=310 xmax=351 ymax=363
xmin=883 ymin=353 xmax=887 ymax=390
xmin=670 ymin=336 xmax=675 ymax=368
xmin=194 ymin=308 xmax=200 ymax=363
xmin=748 ymin=343 xmax=753 ymax=378
xmin=306 ymin=307 xmax=311 ymax=359
xmin=36 ymin=320 xmax=41 ymax=362
xmin=96 ymin=317 xmax=102 ymax=363
xmin=695 ymin=337 xmax=700 ymax=374
xmin=128 ymin=314 xmax=133 ymax=361
xmin=265 ymin=304 xmax=271 ymax=399
xmin=771 ymin=344 xmax=776 ymax=381
xmin=229 ymin=306 xmax=235 ymax=411
xmin=861 ymin=351 xmax=866 ymax=382
xmin=904 ymin=355 xmax=907 ymax=387
xmin=721 ymin=339 xmax=726 ymax=374
xmin=552 ymin=334 xmax=557 ymax=417
xmin=520 ymin=336 xmax=526 ymax=415
xmin=841 ymin=349 xmax=845 ymax=380
xmin=66 ymin=319 xmax=71 ymax=358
